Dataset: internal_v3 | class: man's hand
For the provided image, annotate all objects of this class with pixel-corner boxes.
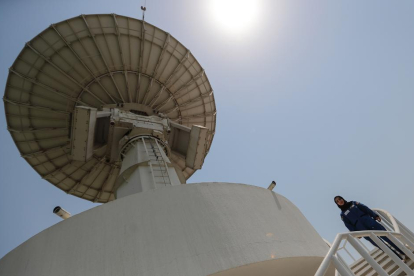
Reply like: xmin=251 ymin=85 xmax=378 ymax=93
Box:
xmin=376 ymin=216 xmax=382 ymax=222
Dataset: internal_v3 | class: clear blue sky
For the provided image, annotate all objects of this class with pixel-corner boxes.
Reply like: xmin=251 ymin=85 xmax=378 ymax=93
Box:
xmin=1 ymin=0 xmax=414 ymax=259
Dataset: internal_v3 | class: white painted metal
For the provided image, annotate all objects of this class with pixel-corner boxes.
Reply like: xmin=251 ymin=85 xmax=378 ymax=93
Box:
xmin=115 ymin=136 xmax=182 ymax=199
xmin=71 ymin=107 xmax=97 ymax=161
xmin=346 ymin=234 xmax=389 ymax=276
xmin=185 ymin=125 xmax=208 ymax=169
xmin=368 ymin=233 xmax=413 ymax=275
xmin=336 ymin=254 xmax=356 ymax=276
xmin=0 ymin=183 xmax=334 ymax=276
xmin=396 ymin=217 xmax=414 ymax=245
xmin=3 ymin=14 xmax=216 ymax=203
xmin=268 ymin=180 xmax=276 ymax=190
xmin=388 ymin=234 xmax=414 ymax=260
xmin=316 ymin=233 xmax=343 ymax=276
xmin=374 ymin=208 xmax=414 ymax=249
xmin=373 ymin=208 xmax=401 ymax=233
xmin=315 ymin=229 xmax=414 ymax=276
xmin=318 ymin=209 xmax=414 ymax=276
xmin=332 ymin=256 xmax=356 ymax=276
xmin=52 ymin=206 xmax=71 ymax=220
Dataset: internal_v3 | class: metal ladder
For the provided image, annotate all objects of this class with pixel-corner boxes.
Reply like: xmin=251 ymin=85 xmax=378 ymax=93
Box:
xmin=148 ymin=138 xmax=171 ymax=186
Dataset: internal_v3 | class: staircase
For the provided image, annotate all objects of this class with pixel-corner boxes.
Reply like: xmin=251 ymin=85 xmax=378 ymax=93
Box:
xmin=315 ymin=209 xmax=414 ymax=276
xmin=350 ymin=248 xmax=414 ymax=276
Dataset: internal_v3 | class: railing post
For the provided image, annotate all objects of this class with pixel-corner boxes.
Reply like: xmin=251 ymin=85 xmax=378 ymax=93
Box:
xmin=377 ymin=213 xmax=394 ymax=231
xmin=332 ymin=255 xmax=356 ymax=276
xmin=346 ymin=234 xmax=389 ymax=276
xmin=337 ymin=254 xmax=357 ymax=276
xmin=373 ymin=209 xmax=400 ymax=233
xmin=387 ymin=234 xmax=414 ymax=261
xmin=343 ymin=247 xmax=356 ymax=262
xmin=394 ymin=217 xmax=414 ymax=243
xmin=369 ymin=233 xmax=414 ymax=276
xmin=315 ymin=234 xmax=344 ymax=276
xmin=318 ymin=210 xmax=414 ymax=276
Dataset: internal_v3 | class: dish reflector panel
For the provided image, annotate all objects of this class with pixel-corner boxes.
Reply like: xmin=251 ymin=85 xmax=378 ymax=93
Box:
xmin=4 ymin=14 xmax=216 ymax=203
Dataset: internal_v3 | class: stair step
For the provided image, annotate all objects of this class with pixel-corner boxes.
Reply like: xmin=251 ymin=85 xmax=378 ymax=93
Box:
xmin=352 ymin=252 xmax=414 ymax=276
xmin=360 ymin=254 xmax=394 ymax=276
xmin=352 ymin=250 xmax=384 ymax=274
xmin=351 ymin=248 xmax=383 ymax=269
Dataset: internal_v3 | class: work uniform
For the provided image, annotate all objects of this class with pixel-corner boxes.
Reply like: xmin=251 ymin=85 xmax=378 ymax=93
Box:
xmin=340 ymin=201 xmax=405 ymax=257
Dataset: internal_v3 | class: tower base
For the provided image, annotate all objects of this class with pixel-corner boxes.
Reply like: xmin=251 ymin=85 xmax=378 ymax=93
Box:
xmin=0 ymin=183 xmax=334 ymax=276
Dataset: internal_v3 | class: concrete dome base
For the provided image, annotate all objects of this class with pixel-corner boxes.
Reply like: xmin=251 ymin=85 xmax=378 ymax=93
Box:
xmin=211 ymin=256 xmax=333 ymax=276
xmin=0 ymin=183 xmax=334 ymax=276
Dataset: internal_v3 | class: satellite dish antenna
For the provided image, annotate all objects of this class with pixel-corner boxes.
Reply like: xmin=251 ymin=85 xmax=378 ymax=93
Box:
xmin=4 ymin=14 xmax=216 ymax=203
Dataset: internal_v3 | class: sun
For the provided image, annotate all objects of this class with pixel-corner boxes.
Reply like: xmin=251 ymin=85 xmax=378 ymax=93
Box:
xmin=209 ymin=0 xmax=261 ymax=34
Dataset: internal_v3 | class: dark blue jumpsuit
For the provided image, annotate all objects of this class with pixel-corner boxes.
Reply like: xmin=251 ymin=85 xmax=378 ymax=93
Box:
xmin=340 ymin=201 xmax=405 ymax=256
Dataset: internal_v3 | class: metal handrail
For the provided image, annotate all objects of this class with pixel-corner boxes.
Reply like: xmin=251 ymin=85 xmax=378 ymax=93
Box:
xmin=373 ymin=208 xmax=400 ymax=233
xmin=315 ymin=230 xmax=414 ymax=276
xmin=373 ymin=208 xmax=414 ymax=245
xmin=333 ymin=209 xmax=402 ymax=268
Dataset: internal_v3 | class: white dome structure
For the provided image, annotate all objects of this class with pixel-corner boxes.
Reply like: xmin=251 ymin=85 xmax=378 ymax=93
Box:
xmin=0 ymin=183 xmax=333 ymax=276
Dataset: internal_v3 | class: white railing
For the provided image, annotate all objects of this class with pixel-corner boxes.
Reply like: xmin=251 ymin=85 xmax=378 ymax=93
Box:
xmin=316 ymin=210 xmax=414 ymax=276
xmin=374 ymin=208 xmax=414 ymax=244
xmin=315 ymin=231 xmax=414 ymax=276
xmin=373 ymin=209 xmax=400 ymax=233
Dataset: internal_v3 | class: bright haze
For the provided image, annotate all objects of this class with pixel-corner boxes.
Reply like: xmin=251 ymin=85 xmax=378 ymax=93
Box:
xmin=1 ymin=0 xmax=414 ymax=259
xmin=209 ymin=0 xmax=262 ymax=34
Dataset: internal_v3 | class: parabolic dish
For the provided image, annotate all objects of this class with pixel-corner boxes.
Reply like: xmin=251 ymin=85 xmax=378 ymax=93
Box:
xmin=3 ymin=14 xmax=216 ymax=203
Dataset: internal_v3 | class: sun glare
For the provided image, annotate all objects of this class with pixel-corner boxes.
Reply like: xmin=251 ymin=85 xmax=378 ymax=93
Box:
xmin=209 ymin=0 xmax=260 ymax=34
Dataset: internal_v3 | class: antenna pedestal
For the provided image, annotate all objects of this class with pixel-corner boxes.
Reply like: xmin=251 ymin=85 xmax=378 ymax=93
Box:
xmin=115 ymin=136 xmax=183 ymax=199
xmin=68 ymin=105 xmax=210 ymax=199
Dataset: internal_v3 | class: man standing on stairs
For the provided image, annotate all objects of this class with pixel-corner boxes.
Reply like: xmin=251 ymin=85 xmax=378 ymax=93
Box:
xmin=334 ymin=196 xmax=408 ymax=262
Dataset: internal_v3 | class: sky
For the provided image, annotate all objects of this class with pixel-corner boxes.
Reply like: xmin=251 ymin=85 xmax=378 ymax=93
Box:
xmin=1 ymin=0 xmax=414 ymax=259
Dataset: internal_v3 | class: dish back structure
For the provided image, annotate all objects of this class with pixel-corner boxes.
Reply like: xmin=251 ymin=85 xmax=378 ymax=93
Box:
xmin=4 ymin=14 xmax=216 ymax=203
